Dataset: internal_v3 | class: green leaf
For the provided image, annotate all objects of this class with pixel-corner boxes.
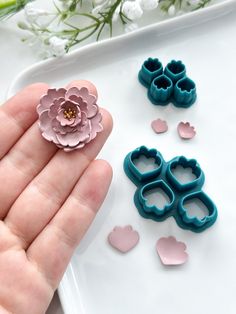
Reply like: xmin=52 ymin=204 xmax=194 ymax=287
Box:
xmin=0 ymin=0 xmax=34 ymax=20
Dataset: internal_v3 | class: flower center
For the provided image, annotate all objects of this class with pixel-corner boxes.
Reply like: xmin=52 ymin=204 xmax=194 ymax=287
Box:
xmin=63 ymin=108 xmax=76 ymax=120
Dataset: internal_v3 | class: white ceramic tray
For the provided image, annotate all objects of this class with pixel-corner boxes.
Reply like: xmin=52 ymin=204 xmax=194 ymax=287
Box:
xmin=8 ymin=1 xmax=236 ymax=313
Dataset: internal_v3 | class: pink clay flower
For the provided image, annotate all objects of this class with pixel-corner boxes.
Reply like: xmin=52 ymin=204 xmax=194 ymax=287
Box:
xmin=37 ymin=86 xmax=103 ymax=151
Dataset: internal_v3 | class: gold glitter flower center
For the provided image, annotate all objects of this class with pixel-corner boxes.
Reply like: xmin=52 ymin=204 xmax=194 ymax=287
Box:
xmin=64 ymin=108 xmax=76 ymax=120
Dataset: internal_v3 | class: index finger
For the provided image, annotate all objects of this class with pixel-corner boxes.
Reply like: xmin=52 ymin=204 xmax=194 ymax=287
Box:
xmin=0 ymin=83 xmax=49 ymax=159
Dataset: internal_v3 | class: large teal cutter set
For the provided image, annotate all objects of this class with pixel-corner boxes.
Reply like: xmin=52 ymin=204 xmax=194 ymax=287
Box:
xmin=124 ymin=146 xmax=218 ymax=233
xmin=138 ymin=58 xmax=197 ymax=108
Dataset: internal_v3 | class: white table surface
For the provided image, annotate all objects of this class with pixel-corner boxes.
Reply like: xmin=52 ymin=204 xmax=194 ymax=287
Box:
xmin=0 ymin=11 xmax=64 ymax=314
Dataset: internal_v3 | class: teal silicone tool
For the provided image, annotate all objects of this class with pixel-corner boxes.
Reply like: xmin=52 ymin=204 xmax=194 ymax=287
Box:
xmin=138 ymin=58 xmax=163 ymax=88
xmin=164 ymin=60 xmax=186 ymax=84
xmin=173 ymin=77 xmax=197 ymax=108
xmin=123 ymin=146 xmax=217 ymax=232
xmin=148 ymin=75 xmax=173 ymax=106
xmin=138 ymin=58 xmax=197 ymax=108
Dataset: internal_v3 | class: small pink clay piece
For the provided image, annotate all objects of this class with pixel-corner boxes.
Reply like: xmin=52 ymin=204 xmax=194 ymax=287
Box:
xmin=177 ymin=122 xmax=196 ymax=139
xmin=151 ymin=119 xmax=168 ymax=134
xmin=108 ymin=225 xmax=140 ymax=253
xmin=73 ymin=80 xmax=98 ymax=98
xmin=156 ymin=236 xmax=188 ymax=266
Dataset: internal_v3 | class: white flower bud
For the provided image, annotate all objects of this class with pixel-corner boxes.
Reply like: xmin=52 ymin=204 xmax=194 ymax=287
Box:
xmin=92 ymin=0 xmax=110 ymax=15
xmin=49 ymin=36 xmax=68 ymax=57
xmin=58 ymin=0 xmax=73 ymax=10
xmin=122 ymin=1 xmax=143 ymax=20
xmin=139 ymin=0 xmax=159 ymax=11
xmin=168 ymin=5 xmax=176 ymax=16
xmin=24 ymin=3 xmax=48 ymax=23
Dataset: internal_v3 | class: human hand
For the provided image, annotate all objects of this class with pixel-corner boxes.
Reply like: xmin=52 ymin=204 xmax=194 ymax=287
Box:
xmin=0 ymin=81 xmax=113 ymax=314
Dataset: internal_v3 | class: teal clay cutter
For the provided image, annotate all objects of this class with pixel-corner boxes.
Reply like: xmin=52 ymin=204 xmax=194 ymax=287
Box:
xmin=123 ymin=146 xmax=217 ymax=232
xmin=138 ymin=58 xmax=197 ymax=108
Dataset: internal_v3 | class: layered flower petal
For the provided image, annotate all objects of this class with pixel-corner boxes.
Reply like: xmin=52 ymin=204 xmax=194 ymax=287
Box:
xmin=87 ymin=112 xmax=103 ymax=141
xmin=47 ymin=88 xmax=67 ymax=99
xmin=66 ymin=87 xmax=98 ymax=118
xmin=48 ymin=98 xmax=65 ymax=119
xmin=56 ymin=123 xmax=91 ymax=147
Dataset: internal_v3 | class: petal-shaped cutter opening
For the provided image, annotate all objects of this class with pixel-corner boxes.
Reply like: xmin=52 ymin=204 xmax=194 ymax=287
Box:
xmin=178 ymin=191 xmax=218 ymax=230
xmin=139 ymin=180 xmax=175 ymax=216
xmin=148 ymin=74 xmax=173 ymax=106
xmin=166 ymin=156 xmax=204 ymax=192
xmin=138 ymin=58 xmax=163 ymax=88
xmin=164 ymin=60 xmax=186 ymax=84
xmin=173 ymin=77 xmax=197 ymax=108
xmin=124 ymin=146 xmax=163 ymax=185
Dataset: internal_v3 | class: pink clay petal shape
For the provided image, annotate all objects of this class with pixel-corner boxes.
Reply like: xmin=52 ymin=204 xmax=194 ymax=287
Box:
xmin=156 ymin=236 xmax=188 ymax=266
xmin=178 ymin=122 xmax=196 ymax=139
xmin=48 ymin=99 xmax=65 ymax=119
xmin=56 ymin=123 xmax=90 ymax=147
xmin=55 ymin=132 xmax=88 ymax=147
xmin=87 ymin=104 xmax=98 ymax=118
xmin=47 ymin=88 xmax=67 ymax=99
xmin=65 ymin=87 xmax=96 ymax=103
xmin=108 ymin=225 xmax=140 ymax=253
xmin=54 ymin=125 xmax=73 ymax=135
xmin=74 ymin=80 xmax=98 ymax=97
xmin=56 ymin=111 xmax=75 ymax=127
xmin=51 ymin=118 xmax=66 ymax=134
xmin=63 ymin=142 xmax=85 ymax=152
xmin=39 ymin=110 xmax=52 ymax=132
xmin=60 ymin=100 xmax=79 ymax=112
xmin=67 ymin=87 xmax=97 ymax=115
xmin=76 ymin=87 xmax=97 ymax=103
xmin=88 ymin=112 xmax=103 ymax=141
xmin=52 ymin=118 xmax=78 ymax=135
xmin=37 ymin=95 xmax=53 ymax=114
xmin=151 ymin=119 xmax=168 ymax=134
xmin=66 ymin=88 xmax=97 ymax=118
xmin=41 ymin=120 xmax=60 ymax=144
xmin=65 ymin=87 xmax=81 ymax=99
xmin=70 ymin=111 xmax=86 ymax=127
xmin=68 ymin=95 xmax=88 ymax=112
xmin=38 ymin=89 xmax=67 ymax=115
xmin=42 ymin=129 xmax=59 ymax=144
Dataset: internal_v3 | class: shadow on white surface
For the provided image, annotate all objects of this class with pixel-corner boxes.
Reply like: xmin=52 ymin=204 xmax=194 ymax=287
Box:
xmin=46 ymin=292 xmax=64 ymax=314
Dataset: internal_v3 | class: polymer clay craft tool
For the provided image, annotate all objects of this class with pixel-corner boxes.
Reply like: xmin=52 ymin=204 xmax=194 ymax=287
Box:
xmin=156 ymin=236 xmax=188 ymax=266
xmin=177 ymin=122 xmax=196 ymax=139
xmin=123 ymin=146 xmax=218 ymax=232
xmin=37 ymin=82 xmax=103 ymax=152
xmin=138 ymin=57 xmax=163 ymax=88
xmin=108 ymin=225 xmax=140 ymax=253
xmin=138 ymin=58 xmax=197 ymax=108
xmin=151 ymin=118 xmax=168 ymax=134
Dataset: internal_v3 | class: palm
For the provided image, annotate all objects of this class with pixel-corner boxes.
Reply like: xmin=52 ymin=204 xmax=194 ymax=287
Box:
xmin=0 ymin=81 xmax=112 ymax=314
xmin=0 ymin=236 xmax=52 ymax=313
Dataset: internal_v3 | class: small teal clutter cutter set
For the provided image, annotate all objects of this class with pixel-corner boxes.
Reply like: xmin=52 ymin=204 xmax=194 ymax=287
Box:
xmin=124 ymin=146 xmax=217 ymax=232
xmin=138 ymin=58 xmax=197 ymax=108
